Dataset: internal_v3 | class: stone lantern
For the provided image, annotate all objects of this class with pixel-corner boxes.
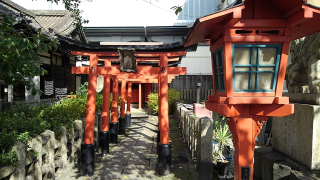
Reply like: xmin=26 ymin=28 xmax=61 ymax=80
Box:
xmin=184 ymin=0 xmax=320 ymax=179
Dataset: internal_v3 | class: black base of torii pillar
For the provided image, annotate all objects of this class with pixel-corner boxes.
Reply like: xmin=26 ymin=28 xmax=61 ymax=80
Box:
xmin=99 ymin=131 xmax=110 ymax=156
xmin=125 ymin=113 xmax=131 ymax=128
xmin=118 ymin=117 xmax=126 ymax=135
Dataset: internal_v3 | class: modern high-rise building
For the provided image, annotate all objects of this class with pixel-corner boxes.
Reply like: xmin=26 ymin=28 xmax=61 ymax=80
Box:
xmin=174 ymin=0 xmax=237 ymax=26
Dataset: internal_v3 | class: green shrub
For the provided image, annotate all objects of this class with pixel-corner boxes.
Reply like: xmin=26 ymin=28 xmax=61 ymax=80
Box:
xmin=0 ymin=82 xmax=124 ymax=168
xmin=168 ymin=88 xmax=180 ymax=114
xmin=146 ymin=88 xmax=180 ymax=115
xmin=146 ymin=91 xmax=159 ymax=115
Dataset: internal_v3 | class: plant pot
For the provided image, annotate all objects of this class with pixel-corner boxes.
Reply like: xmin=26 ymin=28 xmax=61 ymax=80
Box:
xmin=217 ymin=159 xmax=230 ymax=176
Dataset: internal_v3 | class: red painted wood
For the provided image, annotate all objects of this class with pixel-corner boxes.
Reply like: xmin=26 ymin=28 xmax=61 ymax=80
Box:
xmin=158 ymin=74 xmax=161 ymax=131
xmin=101 ymin=74 xmax=111 ymax=131
xmin=144 ymin=83 xmax=152 ymax=102
xmin=224 ymin=42 xmax=233 ymax=97
xmin=159 ymin=55 xmax=169 ymax=144
xmin=71 ymin=51 xmax=118 ymax=57
xmin=139 ymin=83 xmax=142 ymax=109
xmin=120 ymin=79 xmax=126 ymax=118
xmin=112 ymin=76 xmax=118 ymax=123
xmin=234 ymin=19 xmax=287 ymax=28
xmin=127 ymin=82 xmax=132 ymax=114
xmin=227 ymin=97 xmax=275 ymax=104
xmin=249 ymin=104 xmax=294 ymax=117
xmin=84 ymin=54 xmax=98 ymax=145
xmin=273 ymin=97 xmax=289 ymax=104
xmin=229 ymin=115 xmax=254 ymax=180
xmin=131 ymin=89 xmax=139 ymax=103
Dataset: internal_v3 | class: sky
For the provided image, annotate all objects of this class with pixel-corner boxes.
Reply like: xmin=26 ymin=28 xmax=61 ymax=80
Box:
xmin=11 ymin=0 xmax=186 ymax=27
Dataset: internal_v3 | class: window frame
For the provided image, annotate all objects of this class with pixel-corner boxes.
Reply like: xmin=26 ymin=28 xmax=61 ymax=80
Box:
xmin=232 ymin=44 xmax=281 ymax=92
xmin=212 ymin=47 xmax=225 ymax=92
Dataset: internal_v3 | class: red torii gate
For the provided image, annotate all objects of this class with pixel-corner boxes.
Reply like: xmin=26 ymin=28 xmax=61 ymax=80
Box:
xmin=71 ymin=50 xmax=187 ymax=175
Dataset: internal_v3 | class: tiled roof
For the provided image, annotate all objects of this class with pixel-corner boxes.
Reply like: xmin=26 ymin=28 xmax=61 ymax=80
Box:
xmin=0 ymin=0 xmax=35 ymax=17
xmin=0 ymin=0 xmax=85 ymax=42
xmin=31 ymin=10 xmax=78 ymax=38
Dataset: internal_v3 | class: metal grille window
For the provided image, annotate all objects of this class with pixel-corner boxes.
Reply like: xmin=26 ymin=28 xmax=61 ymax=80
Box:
xmin=232 ymin=44 xmax=281 ymax=92
xmin=212 ymin=48 xmax=225 ymax=91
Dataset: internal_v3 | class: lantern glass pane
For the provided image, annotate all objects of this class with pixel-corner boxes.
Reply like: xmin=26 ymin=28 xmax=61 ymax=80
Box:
xmin=258 ymin=73 xmax=274 ymax=89
xmin=235 ymin=67 xmax=250 ymax=71
xmin=235 ymin=73 xmax=250 ymax=90
xmin=259 ymin=67 xmax=275 ymax=71
xmin=259 ymin=48 xmax=277 ymax=65
xmin=233 ymin=44 xmax=281 ymax=92
xmin=251 ymin=73 xmax=256 ymax=89
xmin=234 ymin=48 xmax=251 ymax=64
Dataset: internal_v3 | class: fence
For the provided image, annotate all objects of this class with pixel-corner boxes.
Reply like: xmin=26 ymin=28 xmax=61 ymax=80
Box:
xmin=179 ymin=89 xmax=213 ymax=101
xmin=0 ymin=113 xmax=102 ymax=180
xmin=174 ymin=102 xmax=213 ymax=180
xmin=0 ymin=98 xmax=60 ymax=111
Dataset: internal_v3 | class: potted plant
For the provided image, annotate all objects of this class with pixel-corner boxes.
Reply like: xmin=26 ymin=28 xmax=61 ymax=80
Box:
xmin=213 ymin=121 xmax=232 ymax=176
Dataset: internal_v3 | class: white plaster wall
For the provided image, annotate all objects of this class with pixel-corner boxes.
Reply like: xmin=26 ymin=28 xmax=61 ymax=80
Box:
xmin=180 ymin=46 xmax=212 ymax=75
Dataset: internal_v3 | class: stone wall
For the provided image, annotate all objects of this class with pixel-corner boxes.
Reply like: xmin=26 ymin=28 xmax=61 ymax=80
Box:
xmin=0 ymin=114 xmax=100 ymax=180
xmin=174 ymin=102 xmax=213 ymax=180
xmin=273 ymin=103 xmax=320 ymax=170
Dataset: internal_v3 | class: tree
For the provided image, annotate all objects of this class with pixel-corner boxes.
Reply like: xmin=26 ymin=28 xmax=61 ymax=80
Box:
xmin=0 ymin=0 xmax=88 ymax=95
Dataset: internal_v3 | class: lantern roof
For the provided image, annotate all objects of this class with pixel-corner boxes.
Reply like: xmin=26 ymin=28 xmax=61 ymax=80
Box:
xmin=184 ymin=0 xmax=320 ymax=47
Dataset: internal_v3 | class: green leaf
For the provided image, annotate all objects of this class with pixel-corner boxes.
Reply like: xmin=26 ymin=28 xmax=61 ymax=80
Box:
xmin=43 ymin=44 xmax=49 ymax=52
xmin=175 ymin=7 xmax=182 ymax=15
xmin=19 ymin=39 xmax=28 ymax=51
xmin=34 ymin=35 xmax=40 ymax=46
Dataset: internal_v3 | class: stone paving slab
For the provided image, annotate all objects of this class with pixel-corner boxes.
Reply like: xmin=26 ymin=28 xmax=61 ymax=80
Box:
xmin=86 ymin=116 xmax=158 ymax=180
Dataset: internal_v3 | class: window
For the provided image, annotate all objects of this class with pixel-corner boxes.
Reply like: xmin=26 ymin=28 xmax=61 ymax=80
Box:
xmin=212 ymin=48 xmax=225 ymax=92
xmin=233 ymin=44 xmax=281 ymax=92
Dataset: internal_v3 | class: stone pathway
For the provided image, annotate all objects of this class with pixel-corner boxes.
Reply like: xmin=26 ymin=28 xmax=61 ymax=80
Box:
xmin=89 ymin=117 xmax=158 ymax=180
xmin=57 ymin=108 xmax=198 ymax=180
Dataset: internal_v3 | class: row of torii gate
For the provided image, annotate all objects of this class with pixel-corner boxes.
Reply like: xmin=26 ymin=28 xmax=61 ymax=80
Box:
xmin=69 ymin=48 xmax=192 ymax=175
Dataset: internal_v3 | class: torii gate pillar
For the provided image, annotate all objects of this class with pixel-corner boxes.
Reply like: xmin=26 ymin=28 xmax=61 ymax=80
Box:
xmin=99 ymin=74 xmax=111 ymax=155
xmin=158 ymin=54 xmax=171 ymax=174
xmin=110 ymin=75 xmax=119 ymax=143
xmin=80 ymin=54 xmax=98 ymax=176
xmin=118 ymin=78 xmax=126 ymax=135
xmin=125 ymin=82 xmax=132 ymax=128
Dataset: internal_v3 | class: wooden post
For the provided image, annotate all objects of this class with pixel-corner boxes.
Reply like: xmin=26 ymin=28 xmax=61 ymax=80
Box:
xmin=112 ymin=75 xmax=118 ymax=123
xmin=157 ymin=72 xmax=161 ymax=154
xmin=100 ymin=74 xmax=111 ymax=155
xmin=84 ymin=54 xmax=98 ymax=145
xmin=119 ymin=78 xmax=126 ymax=135
xmin=127 ymin=82 xmax=132 ymax=114
xmin=101 ymin=74 xmax=111 ymax=131
xmin=81 ymin=54 xmax=98 ymax=175
xmin=158 ymin=54 xmax=171 ymax=175
xmin=159 ymin=55 xmax=169 ymax=145
xmin=139 ymin=83 xmax=142 ymax=109
xmin=228 ymin=115 xmax=254 ymax=180
xmin=125 ymin=82 xmax=132 ymax=128
xmin=101 ymin=60 xmax=111 ymax=132
xmin=120 ymin=78 xmax=126 ymax=118
xmin=110 ymin=75 xmax=119 ymax=143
